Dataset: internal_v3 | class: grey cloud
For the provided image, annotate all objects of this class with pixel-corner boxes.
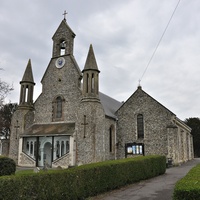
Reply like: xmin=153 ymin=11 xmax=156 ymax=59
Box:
xmin=1 ymin=0 xmax=200 ymax=120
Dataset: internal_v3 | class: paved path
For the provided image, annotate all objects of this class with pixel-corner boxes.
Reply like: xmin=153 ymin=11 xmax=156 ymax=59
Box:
xmin=89 ymin=158 xmax=200 ymax=200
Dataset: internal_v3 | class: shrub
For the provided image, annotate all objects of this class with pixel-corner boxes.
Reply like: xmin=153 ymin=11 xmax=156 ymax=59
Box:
xmin=0 ymin=155 xmax=166 ymax=200
xmin=173 ymin=163 xmax=200 ymax=200
xmin=0 ymin=156 xmax=16 ymax=176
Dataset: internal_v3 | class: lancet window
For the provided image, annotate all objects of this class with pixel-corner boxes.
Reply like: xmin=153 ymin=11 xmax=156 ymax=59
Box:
xmin=137 ymin=114 xmax=144 ymax=139
xmin=52 ymin=96 xmax=65 ymax=121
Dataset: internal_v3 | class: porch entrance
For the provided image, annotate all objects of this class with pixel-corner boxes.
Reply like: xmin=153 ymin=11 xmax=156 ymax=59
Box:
xmin=43 ymin=142 xmax=52 ymax=167
xmin=22 ymin=135 xmax=70 ymax=167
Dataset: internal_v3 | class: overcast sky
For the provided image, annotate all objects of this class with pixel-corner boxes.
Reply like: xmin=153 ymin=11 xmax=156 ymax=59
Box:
xmin=0 ymin=0 xmax=200 ymax=120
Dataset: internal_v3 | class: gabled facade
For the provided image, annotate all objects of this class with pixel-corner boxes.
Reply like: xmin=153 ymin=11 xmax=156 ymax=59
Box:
xmin=9 ymin=19 xmax=193 ymax=168
xmin=116 ymin=86 xmax=193 ymax=164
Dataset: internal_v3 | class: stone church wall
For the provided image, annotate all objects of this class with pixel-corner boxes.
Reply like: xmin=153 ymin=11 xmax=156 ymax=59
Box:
xmin=19 ymin=152 xmax=35 ymax=167
xmin=116 ymin=88 xmax=173 ymax=160
xmin=34 ymin=56 xmax=82 ymax=124
xmin=172 ymin=121 xmax=193 ymax=164
xmin=52 ymin=153 xmax=71 ymax=168
xmin=0 ymin=139 xmax=9 ymax=156
xmin=24 ymin=110 xmax=35 ymax=129
xmin=104 ymin=117 xmax=117 ymax=161
xmin=190 ymin=135 xmax=194 ymax=159
xmin=9 ymin=109 xmax=30 ymax=162
xmin=167 ymin=126 xmax=178 ymax=163
xmin=76 ymin=101 xmax=105 ymax=165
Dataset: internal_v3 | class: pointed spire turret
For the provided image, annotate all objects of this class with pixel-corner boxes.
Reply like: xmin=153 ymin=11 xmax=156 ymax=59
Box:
xmin=83 ymin=44 xmax=99 ymax=72
xmin=19 ymin=59 xmax=35 ymax=109
xmin=21 ymin=59 xmax=34 ymax=83
xmin=82 ymin=45 xmax=100 ymax=102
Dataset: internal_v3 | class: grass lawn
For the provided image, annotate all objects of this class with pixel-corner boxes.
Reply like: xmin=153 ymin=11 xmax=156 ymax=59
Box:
xmin=15 ymin=169 xmax=35 ymax=176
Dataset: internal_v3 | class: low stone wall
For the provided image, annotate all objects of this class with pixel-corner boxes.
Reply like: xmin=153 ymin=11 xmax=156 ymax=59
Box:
xmin=52 ymin=153 xmax=71 ymax=168
xmin=18 ymin=152 xmax=35 ymax=167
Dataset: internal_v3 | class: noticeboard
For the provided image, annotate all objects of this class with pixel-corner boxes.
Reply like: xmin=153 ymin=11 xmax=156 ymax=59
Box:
xmin=125 ymin=143 xmax=144 ymax=158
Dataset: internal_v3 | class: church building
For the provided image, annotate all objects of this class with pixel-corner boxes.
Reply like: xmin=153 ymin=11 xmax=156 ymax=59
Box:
xmin=9 ymin=18 xmax=194 ymax=168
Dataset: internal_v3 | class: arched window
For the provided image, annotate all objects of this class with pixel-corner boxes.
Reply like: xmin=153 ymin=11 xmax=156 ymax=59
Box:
xmin=66 ymin=141 xmax=69 ymax=153
xmin=38 ymin=141 xmax=41 ymax=161
xmin=56 ymin=141 xmax=60 ymax=158
xmin=109 ymin=125 xmax=115 ymax=153
xmin=25 ymin=85 xmax=29 ymax=102
xmin=91 ymin=73 xmax=94 ymax=93
xmin=56 ymin=96 xmax=62 ymax=118
xmin=60 ymin=40 xmax=66 ymax=55
xmin=52 ymin=96 xmax=64 ymax=121
xmin=34 ymin=141 xmax=37 ymax=158
xmin=86 ymin=73 xmax=89 ymax=93
xmin=96 ymin=74 xmax=99 ymax=95
xmin=26 ymin=141 xmax=29 ymax=152
xmin=137 ymin=114 xmax=144 ymax=139
xmin=30 ymin=141 xmax=33 ymax=155
xmin=61 ymin=141 xmax=64 ymax=156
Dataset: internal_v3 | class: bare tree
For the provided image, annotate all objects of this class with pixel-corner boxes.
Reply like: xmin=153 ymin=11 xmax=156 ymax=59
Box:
xmin=0 ymin=78 xmax=13 ymax=107
xmin=0 ymin=68 xmax=13 ymax=106
xmin=0 ymin=69 xmax=14 ymax=138
xmin=0 ymin=103 xmax=17 ymax=139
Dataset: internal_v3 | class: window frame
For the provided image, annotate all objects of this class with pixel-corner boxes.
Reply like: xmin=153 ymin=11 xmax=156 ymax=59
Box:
xmin=137 ymin=114 xmax=144 ymax=139
xmin=109 ymin=125 xmax=115 ymax=153
xmin=52 ymin=95 xmax=65 ymax=121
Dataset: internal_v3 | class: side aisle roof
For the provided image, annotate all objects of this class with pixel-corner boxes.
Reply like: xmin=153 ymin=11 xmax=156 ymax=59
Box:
xmin=99 ymin=92 xmax=123 ymax=119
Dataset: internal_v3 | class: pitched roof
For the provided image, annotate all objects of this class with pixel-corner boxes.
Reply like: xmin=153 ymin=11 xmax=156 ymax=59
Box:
xmin=83 ymin=44 xmax=99 ymax=72
xmin=22 ymin=122 xmax=75 ymax=137
xmin=99 ymin=92 xmax=123 ymax=119
xmin=20 ymin=59 xmax=35 ymax=84
xmin=69 ymin=55 xmax=82 ymax=77
xmin=117 ymin=86 xmax=175 ymax=116
xmin=52 ymin=19 xmax=75 ymax=39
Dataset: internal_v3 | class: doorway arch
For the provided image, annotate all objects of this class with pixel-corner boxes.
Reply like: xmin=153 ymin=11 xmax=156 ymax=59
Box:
xmin=44 ymin=142 xmax=52 ymax=167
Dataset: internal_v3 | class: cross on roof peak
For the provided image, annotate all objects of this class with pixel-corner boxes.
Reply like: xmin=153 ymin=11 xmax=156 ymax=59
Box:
xmin=63 ymin=10 xmax=68 ymax=20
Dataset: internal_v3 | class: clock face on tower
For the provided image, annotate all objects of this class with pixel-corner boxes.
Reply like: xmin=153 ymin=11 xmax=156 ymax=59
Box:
xmin=55 ymin=57 xmax=65 ymax=68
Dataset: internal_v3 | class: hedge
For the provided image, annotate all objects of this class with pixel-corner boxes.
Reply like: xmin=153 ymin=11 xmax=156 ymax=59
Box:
xmin=0 ymin=155 xmax=166 ymax=200
xmin=0 ymin=156 xmax=16 ymax=176
xmin=173 ymin=163 xmax=200 ymax=200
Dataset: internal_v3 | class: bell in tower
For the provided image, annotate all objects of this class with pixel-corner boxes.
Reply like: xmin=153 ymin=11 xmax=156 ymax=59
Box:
xmin=60 ymin=40 xmax=66 ymax=55
xmin=52 ymin=19 xmax=75 ymax=58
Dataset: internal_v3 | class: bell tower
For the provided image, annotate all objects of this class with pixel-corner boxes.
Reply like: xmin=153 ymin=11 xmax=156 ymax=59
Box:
xmin=82 ymin=44 xmax=100 ymax=102
xmin=18 ymin=59 xmax=35 ymax=110
xmin=52 ymin=19 xmax=75 ymax=58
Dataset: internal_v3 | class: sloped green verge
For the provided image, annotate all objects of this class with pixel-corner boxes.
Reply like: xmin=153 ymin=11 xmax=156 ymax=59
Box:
xmin=173 ymin=163 xmax=200 ymax=200
xmin=0 ymin=155 xmax=166 ymax=200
